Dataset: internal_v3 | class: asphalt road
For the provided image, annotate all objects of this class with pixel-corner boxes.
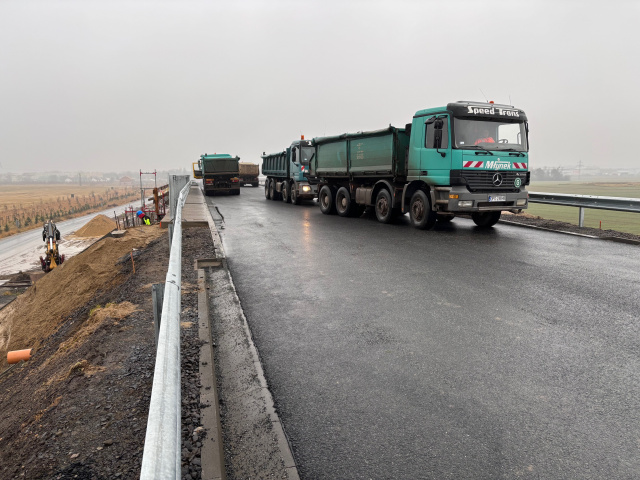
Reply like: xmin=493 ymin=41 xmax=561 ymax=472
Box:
xmin=206 ymin=186 xmax=640 ymax=480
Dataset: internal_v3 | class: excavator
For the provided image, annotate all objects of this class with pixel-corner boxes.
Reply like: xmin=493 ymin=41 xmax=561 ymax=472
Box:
xmin=39 ymin=219 xmax=65 ymax=272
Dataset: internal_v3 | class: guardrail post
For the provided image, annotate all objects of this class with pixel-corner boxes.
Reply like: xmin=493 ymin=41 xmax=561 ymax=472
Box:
xmin=579 ymin=207 xmax=585 ymax=228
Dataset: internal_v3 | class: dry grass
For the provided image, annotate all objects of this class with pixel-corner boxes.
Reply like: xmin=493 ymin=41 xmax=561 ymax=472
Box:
xmin=0 ymin=184 xmax=140 ymax=239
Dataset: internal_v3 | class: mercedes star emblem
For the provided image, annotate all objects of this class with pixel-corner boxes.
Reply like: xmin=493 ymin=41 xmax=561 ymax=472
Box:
xmin=492 ymin=173 xmax=503 ymax=187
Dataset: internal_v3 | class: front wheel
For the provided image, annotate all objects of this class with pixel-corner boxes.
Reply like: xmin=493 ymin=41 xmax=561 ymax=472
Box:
xmin=291 ymin=184 xmax=300 ymax=205
xmin=318 ymin=186 xmax=335 ymax=214
xmin=409 ymin=190 xmax=437 ymax=230
xmin=472 ymin=211 xmax=501 ymax=228
xmin=375 ymin=189 xmax=395 ymax=224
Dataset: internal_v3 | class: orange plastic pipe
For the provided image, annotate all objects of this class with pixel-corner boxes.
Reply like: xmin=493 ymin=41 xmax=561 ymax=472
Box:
xmin=7 ymin=349 xmax=32 ymax=364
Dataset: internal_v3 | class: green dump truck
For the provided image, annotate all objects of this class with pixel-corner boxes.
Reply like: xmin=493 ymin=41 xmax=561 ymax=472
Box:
xmin=199 ymin=153 xmax=241 ymax=196
xmin=308 ymin=101 xmax=530 ymax=228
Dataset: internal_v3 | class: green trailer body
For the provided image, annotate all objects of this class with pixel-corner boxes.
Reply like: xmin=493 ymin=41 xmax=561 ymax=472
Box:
xmin=199 ymin=154 xmax=241 ymax=196
xmin=312 ymin=128 xmax=409 ymax=178
xmin=308 ymin=101 xmax=530 ymax=229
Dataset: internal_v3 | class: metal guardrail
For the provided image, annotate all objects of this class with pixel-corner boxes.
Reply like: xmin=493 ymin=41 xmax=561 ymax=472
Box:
xmin=528 ymin=191 xmax=640 ymax=227
xmin=140 ymin=181 xmax=191 ymax=479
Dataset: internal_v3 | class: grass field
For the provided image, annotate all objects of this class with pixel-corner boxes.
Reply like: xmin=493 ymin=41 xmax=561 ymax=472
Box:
xmin=0 ymin=184 xmax=140 ymax=239
xmin=527 ymin=181 xmax=640 ymax=235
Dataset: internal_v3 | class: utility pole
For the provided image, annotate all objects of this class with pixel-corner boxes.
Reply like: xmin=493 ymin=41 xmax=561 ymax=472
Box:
xmin=577 ymin=160 xmax=582 ymax=181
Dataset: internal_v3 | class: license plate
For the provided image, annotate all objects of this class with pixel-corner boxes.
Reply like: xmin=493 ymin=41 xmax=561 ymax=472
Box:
xmin=488 ymin=195 xmax=506 ymax=202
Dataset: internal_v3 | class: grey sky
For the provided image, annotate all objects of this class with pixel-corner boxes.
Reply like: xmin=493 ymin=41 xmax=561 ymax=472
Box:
xmin=1 ymin=0 xmax=638 ymax=173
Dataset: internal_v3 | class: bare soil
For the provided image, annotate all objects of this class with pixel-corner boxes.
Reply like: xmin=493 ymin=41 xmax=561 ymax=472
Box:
xmin=0 ymin=226 xmax=211 ymax=479
xmin=501 ymin=211 xmax=640 ymax=243
xmin=71 ymin=215 xmax=118 ymax=238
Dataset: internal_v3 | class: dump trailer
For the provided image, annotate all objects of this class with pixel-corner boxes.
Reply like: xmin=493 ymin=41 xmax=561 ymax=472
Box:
xmin=238 ymin=162 xmax=260 ymax=187
xmin=262 ymin=137 xmax=317 ymax=205
xmin=199 ymin=153 xmax=240 ymax=196
xmin=308 ymin=101 xmax=530 ymax=228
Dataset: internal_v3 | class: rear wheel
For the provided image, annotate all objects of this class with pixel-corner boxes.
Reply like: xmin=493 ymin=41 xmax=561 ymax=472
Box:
xmin=291 ymin=184 xmax=300 ymax=205
xmin=472 ymin=211 xmax=501 ymax=228
xmin=233 ymin=189 xmax=240 ymax=195
xmin=252 ymin=183 xmax=259 ymax=187
xmin=269 ymin=180 xmax=278 ymax=200
xmin=335 ymin=187 xmax=353 ymax=217
xmin=282 ymin=182 xmax=291 ymax=203
xmin=375 ymin=189 xmax=395 ymax=224
xmin=265 ymin=179 xmax=272 ymax=200
xmin=409 ymin=190 xmax=437 ymax=230
xmin=319 ymin=185 xmax=336 ymax=214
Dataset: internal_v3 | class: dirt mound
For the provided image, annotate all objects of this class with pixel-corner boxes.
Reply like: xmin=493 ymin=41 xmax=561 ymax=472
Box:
xmin=0 ymin=226 xmax=163 ymax=368
xmin=73 ymin=214 xmax=117 ymax=237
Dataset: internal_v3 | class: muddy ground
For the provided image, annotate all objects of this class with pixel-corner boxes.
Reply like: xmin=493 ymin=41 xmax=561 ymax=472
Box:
xmin=0 ymin=226 xmax=212 ymax=479
xmin=501 ymin=211 xmax=640 ymax=243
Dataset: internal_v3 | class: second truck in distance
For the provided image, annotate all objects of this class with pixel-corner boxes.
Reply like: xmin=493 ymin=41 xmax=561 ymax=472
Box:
xmin=262 ymin=137 xmax=317 ymax=204
xmin=307 ymin=101 xmax=530 ymax=228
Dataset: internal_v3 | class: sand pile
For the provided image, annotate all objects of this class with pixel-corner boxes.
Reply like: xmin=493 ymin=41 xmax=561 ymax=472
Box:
xmin=0 ymin=225 xmax=163 ymax=368
xmin=73 ymin=214 xmax=117 ymax=237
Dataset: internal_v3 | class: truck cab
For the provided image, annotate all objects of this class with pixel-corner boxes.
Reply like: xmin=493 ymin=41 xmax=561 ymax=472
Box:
xmin=403 ymin=101 xmax=529 ymax=226
xmin=262 ymin=137 xmax=317 ymax=204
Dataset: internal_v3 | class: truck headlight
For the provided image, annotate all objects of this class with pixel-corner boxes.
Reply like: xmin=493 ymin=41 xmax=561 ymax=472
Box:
xmin=516 ymin=199 xmax=527 ymax=206
xmin=302 ymin=185 xmax=311 ymax=192
xmin=458 ymin=200 xmax=473 ymax=208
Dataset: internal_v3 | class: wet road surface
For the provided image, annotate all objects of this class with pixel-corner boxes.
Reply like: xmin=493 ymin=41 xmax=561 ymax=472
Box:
xmin=206 ymin=186 xmax=640 ymax=480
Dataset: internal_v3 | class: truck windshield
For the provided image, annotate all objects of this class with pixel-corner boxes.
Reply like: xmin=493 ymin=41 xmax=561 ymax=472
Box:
xmin=300 ymin=147 xmax=315 ymax=165
xmin=454 ymin=118 xmax=528 ymax=152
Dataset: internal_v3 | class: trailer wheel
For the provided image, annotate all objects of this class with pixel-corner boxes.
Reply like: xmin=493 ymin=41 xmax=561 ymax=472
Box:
xmin=319 ymin=186 xmax=336 ymax=215
xmin=282 ymin=182 xmax=291 ymax=203
xmin=269 ymin=180 xmax=278 ymax=200
xmin=335 ymin=187 xmax=353 ymax=217
xmin=375 ymin=189 xmax=395 ymax=224
xmin=291 ymin=184 xmax=300 ymax=205
xmin=409 ymin=190 xmax=437 ymax=230
xmin=472 ymin=211 xmax=501 ymax=228
xmin=265 ymin=179 xmax=272 ymax=200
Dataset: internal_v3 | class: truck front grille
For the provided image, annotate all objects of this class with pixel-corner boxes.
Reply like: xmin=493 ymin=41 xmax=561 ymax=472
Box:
xmin=460 ymin=170 xmax=525 ymax=192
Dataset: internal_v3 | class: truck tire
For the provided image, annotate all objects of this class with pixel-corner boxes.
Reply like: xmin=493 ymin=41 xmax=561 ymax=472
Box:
xmin=269 ymin=180 xmax=279 ymax=201
xmin=375 ymin=189 xmax=395 ymax=224
xmin=252 ymin=183 xmax=259 ymax=187
xmin=319 ymin=185 xmax=336 ymax=215
xmin=233 ymin=188 xmax=240 ymax=195
xmin=409 ymin=190 xmax=437 ymax=230
xmin=335 ymin=187 xmax=353 ymax=217
xmin=265 ymin=179 xmax=272 ymax=200
xmin=291 ymin=184 xmax=300 ymax=205
xmin=472 ymin=211 xmax=501 ymax=228
xmin=282 ymin=182 xmax=291 ymax=203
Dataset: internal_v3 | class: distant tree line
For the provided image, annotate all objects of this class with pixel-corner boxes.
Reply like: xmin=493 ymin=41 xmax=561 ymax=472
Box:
xmin=530 ymin=167 xmax=569 ymax=181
